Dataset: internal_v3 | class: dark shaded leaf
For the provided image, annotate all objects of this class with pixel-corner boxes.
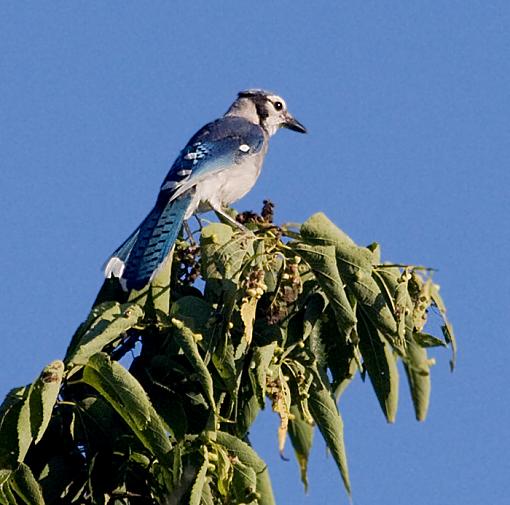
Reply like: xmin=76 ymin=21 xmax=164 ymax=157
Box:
xmin=10 ymin=463 xmax=44 ymax=505
xmin=414 ymin=332 xmax=447 ymax=348
xmin=248 ymin=343 xmax=276 ymax=408
xmin=357 ymin=313 xmax=399 ymax=423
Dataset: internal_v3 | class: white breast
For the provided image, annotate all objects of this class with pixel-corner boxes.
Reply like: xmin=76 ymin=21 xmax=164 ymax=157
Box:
xmin=190 ymin=153 xmax=265 ymax=216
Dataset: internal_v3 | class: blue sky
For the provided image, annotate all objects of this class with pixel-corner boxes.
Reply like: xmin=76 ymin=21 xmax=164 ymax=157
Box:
xmin=1 ymin=2 xmax=509 ymax=503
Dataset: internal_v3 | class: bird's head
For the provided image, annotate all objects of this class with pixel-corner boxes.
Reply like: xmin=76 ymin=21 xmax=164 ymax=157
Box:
xmin=226 ymin=89 xmax=307 ymax=136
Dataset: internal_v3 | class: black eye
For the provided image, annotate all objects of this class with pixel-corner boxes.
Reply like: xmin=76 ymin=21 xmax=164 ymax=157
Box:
xmin=273 ymin=101 xmax=283 ymax=111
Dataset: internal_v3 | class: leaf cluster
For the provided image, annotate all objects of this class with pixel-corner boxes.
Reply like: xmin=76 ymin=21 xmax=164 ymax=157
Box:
xmin=0 ymin=209 xmax=456 ymax=504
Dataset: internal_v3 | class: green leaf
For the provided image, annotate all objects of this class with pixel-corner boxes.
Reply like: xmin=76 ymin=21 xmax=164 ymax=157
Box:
xmin=236 ymin=390 xmax=260 ymax=439
xmin=189 ymin=455 xmax=207 ymax=505
xmin=309 ymin=306 xmax=357 ymax=393
xmin=171 ymin=318 xmax=216 ymax=411
xmin=200 ymin=224 xmax=254 ymax=281
xmin=10 ymin=463 xmax=44 ymax=505
xmin=38 ymin=455 xmax=77 ymax=504
xmin=0 ymin=476 xmax=17 ymax=505
xmin=170 ymin=296 xmax=212 ymax=335
xmin=150 ymin=249 xmax=174 ymax=313
xmin=239 ymin=297 xmax=258 ymax=349
xmin=404 ymin=335 xmax=432 ymax=422
xmin=302 ymin=292 xmax=326 ymax=340
xmin=66 ymin=303 xmax=143 ymax=366
xmin=82 ymin=352 xmax=172 ymax=462
xmin=200 ymin=481 xmax=214 ymax=505
xmin=64 ymin=301 xmax=118 ymax=361
xmin=308 ymin=371 xmax=351 ymax=496
xmin=216 ymin=432 xmax=275 ymax=505
xmin=248 ymin=343 xmax=276 ymax=408
xmin=357 ymin=313 xmax=399 ymax=423
xmin=8 ymin=363 xmax=63 ymax=463
xmin=0 ymin=387 xmax=27 ymax=468
xmin=288 ymin=405 xmax=313 ymax=492
xmin=216 ymin=432 xmax=265 ymax=473
xmin=232 ymin=459 xmax=257 ymax=503
xmin=301 ymin=213 xmax=397 ymax=338
xmin=441 ymin=321 xmax=457 ymax=371
xmin=294 ymin=242 xmax=356 ymax=338
xmin=32 ymin=361 xmax=64 ymax=444
xmin=414 ymin=332 xmax=447 ymax=348
xmin=16 ymin=395 xmax=32 ymax=464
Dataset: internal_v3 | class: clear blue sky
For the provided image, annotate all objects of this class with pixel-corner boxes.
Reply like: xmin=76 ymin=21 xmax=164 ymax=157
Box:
xmin=1 ymin=2 xmax=509 ymax=504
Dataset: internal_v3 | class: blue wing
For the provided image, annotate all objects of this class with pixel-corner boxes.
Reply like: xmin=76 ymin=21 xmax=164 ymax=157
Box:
xmin=105 ymin=116 xmax=264 ymax=291
xmin=159 ymin=116 xmax=265 ymax=199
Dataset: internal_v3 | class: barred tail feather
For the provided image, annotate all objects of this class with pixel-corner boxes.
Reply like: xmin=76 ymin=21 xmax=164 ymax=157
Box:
xmin=105 ymin=194 xmax=192 ymax=291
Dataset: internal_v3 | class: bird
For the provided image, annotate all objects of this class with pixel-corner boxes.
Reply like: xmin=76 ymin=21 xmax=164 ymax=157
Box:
xmin=104 ymin=89 xmax=307 ymax=291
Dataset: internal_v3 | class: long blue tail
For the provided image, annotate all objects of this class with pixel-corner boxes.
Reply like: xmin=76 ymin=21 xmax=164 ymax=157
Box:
xmin=105 ymin=193 xmax=193 ymax=290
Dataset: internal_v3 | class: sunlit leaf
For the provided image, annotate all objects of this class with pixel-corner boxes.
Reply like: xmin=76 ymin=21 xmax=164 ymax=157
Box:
xmin=301 ymin=213 xmax=397 ymax=338
xmin=232 ymin=459 xmax=257 ymax=503
xmin=189 ymin=454 xmax=207 ymax=505
xmin=32 ymin=360 xmax=64 ymax=444
xmin=82 ymin=352 xmax=172 ymax=461
xmin=201 ymin=223 xmax=255 ymax=281
xmin=240 ymin=297 xmax=258 ymax=349
xmin=404 ymin=335 xmax=432 ymax=422
xmin=288 ymin=405 xmax=313 ymax=491
xmin=149 ymin=249 xmax=173 ymax=313
xmin=216 ymin=431 xmax=275 ymax=505
xmin=0 ymin=387 xmax=27 ymax=468
xmin=308 ymin=370 xmax=351 ymax=495
xmin=170 ymin=296 xmax=212 ymax=335
xmin=171 ymin=318 xmax=215 ymax=410
xmin=294 ymin=242 xmax=356 ymax=338
xmin=66 ymin=303 xmax=143 ymax=366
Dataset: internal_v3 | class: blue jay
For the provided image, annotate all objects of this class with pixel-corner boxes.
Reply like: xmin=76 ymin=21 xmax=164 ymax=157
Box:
xmin=105 ymin=89 xmax=306 ymax=290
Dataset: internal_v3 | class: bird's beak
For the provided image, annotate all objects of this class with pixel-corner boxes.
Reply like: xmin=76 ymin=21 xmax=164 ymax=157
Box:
xmin=283 ymin=113 xmax=307 ymax=133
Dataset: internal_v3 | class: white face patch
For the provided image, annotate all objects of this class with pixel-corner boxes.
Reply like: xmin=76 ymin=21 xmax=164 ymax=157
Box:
xmin=239 ymin=144 xmax=250 ymax=153
xmin=268 ymin=95 xmax=287 ymax=110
